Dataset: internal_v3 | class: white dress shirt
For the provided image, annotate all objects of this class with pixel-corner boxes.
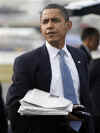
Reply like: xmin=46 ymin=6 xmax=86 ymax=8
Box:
xmin=46 ymin=41 xmax=82 ymax=132
xmin=46 ymin=41 xmax=80 ymax=103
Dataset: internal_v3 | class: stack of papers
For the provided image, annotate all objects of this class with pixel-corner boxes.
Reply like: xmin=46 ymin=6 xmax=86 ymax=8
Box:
xmin=18 ymin=89 xmax=73 ymax=115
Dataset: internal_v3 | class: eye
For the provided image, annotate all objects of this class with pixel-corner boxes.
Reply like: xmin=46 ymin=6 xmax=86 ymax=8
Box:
xmin=42 ymin=19 xmax=49 ymax=24
xmin=52 ymin=18 xmax=61 ymax=23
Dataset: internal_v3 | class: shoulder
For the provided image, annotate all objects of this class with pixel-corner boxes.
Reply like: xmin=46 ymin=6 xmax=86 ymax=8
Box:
xmin=67 ymin=45 xmax=89 ymax=67
xmin=92 ymin=58 xmax=100 ymax=64
xmin=15 ymin=45 xmax=45 ymax=63
xmin=90 ymin=58 xmax=100 ymax=70
xmin=67 ymin=45 xmax=87 ymax=58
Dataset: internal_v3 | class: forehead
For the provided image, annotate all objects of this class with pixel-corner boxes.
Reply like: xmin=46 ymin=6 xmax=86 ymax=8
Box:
xmin=41 ymin=8 xmax=64 ymax=19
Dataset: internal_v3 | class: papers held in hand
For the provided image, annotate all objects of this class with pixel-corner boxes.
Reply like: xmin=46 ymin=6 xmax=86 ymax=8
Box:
xmin=18 ymin=89 xmax=73 ymax=115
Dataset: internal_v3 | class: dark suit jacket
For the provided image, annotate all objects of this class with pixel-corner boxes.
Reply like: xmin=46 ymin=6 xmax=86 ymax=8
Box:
xmin=0 ymin=83 xmax=8 ymax=133
xmin=89 ymin=58 xmax=100 ymax=133
xmin=89 ymin=58 xmax=100 ymax=116
xmin=79 ymin=45 xmax=92 ymax=65
xmin=6 ymin=45 xmax=94 ymax=133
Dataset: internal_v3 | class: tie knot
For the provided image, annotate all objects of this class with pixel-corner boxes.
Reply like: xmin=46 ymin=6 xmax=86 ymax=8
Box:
xmin=58 ymin=49 xmax=65 ymax=57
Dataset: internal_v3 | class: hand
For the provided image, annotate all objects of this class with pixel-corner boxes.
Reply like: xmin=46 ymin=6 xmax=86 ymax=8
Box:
xmin=67 ymin=104 xmax=86 ymax=121
xmin=67 ymin=112 xmax=81 ymax=121
xmin=73 ymin=104 xmax=86 ymax=112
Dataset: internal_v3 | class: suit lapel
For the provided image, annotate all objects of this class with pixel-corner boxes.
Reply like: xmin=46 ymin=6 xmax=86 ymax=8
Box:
xmin=67 ymin=46 xmax=84 ymax=101
xmin=39 ymin=45 xmax=52 ymax=92
xmin=67 ymin=46 xmax=82 ymax=75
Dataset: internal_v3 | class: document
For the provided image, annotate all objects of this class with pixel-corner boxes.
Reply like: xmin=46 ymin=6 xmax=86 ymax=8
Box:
xmin=18 ymin=88 xmax=73 ymax=115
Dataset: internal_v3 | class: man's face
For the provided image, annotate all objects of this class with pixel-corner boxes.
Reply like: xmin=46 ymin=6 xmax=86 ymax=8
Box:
xmin=40 ymin=8 xmax=71 ymax=48
xmin=89 ymin=35 xmax=100 ymax=51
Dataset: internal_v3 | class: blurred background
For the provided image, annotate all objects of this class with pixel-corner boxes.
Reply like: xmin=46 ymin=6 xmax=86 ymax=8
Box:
xmin=0 ymin=0 xmax=100 ymax=102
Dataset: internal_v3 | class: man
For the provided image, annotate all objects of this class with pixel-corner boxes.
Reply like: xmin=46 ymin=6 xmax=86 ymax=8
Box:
xmin=80 ymin=27 xmax=100 ymax=133
xmin=6 ymin=4 xmax=93 ymax=133
xmin=89 ymin=58 xmax=100 ymax=133
xmin=80 ymin=27 xmax=100 ymax=64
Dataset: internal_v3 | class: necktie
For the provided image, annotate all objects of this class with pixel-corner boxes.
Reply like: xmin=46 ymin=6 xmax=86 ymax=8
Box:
xmin=58 ymin=49 xmax=77 ymax=104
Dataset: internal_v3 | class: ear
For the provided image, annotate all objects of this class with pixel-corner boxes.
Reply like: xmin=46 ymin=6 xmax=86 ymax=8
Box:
xmin=65 ymin=21 xmax=72 ymax=31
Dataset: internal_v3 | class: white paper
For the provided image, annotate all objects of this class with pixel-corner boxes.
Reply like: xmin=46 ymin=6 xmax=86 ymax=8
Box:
xmin=18 ymin=88 xmax=73 ymax=115
xmin=21 ymin=89 xmax=72 ymax=108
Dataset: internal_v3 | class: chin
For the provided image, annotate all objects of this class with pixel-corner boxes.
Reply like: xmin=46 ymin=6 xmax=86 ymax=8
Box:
xmin=47 ymin=38 xmax=58 ymax=43
xmin=48 ymin=40 xmax=57 ymax=44
xmin=48 ymin=40 xmax=60 ymax=48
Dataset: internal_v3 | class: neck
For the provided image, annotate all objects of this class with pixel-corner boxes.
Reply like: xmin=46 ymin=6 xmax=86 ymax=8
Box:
xmin=50 ymin=40 xmax=65 ymax=49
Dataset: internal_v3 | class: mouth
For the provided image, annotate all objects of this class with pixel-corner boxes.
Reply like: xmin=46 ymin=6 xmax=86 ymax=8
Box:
xmin=46 ymin=32 xmax=57 ymax=37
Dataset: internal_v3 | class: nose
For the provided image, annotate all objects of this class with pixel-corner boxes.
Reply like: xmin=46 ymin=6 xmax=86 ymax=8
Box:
xmin=47 ymin=20 xmax=54 ymax=29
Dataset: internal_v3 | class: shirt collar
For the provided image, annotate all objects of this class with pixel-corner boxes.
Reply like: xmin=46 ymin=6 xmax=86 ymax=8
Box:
xmin=46 ymin=41 xmax=59 ymax=59
xmin=62 ymin=44 xmax=69 ymax=56
xmin=46 ymin=41 xmax=69 ymax=59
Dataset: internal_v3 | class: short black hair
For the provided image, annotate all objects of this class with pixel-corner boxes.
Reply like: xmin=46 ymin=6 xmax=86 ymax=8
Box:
xmin=81 ymin=27 xmax=100 ymax=41
xmin=40 ymin=3 xmax=69 ymax=21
